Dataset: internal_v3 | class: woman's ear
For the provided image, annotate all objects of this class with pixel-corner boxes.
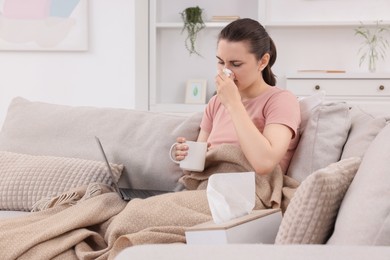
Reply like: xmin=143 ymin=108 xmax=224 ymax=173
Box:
xmin=258 ymin=53 xmax=270 ymax=71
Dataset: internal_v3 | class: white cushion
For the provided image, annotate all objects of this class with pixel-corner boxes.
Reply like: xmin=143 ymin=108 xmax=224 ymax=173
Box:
xmin=327 ymin=123 xmax=390 ymax=245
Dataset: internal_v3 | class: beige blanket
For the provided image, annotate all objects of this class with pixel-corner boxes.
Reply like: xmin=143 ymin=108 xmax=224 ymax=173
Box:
xmin=0 ymin=144 xmax=298 ymax=259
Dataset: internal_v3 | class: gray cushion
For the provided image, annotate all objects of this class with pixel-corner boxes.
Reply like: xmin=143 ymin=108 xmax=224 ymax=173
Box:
xmin=0 ymin=97 xmax=203 ymax=191
xmin=287 ymin=102 xmax=351 ymax=182
xmin=341 ymin=105 xmax=389 ymax=159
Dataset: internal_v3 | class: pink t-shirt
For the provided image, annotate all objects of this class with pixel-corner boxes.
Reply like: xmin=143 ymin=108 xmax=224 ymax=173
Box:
xmin=200 ymin=86 xmax=301 ymax=173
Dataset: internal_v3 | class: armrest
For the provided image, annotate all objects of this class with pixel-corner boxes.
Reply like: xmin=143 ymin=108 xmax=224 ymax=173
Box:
xmin=185 ymin=208 xmax=282 ymax=245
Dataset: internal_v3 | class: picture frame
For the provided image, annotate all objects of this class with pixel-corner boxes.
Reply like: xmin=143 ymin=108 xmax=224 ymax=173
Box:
xmin=185 ymin=79 xmax=207 ymax=104
xmin=0 ymin=0 xmax=88 ymax=51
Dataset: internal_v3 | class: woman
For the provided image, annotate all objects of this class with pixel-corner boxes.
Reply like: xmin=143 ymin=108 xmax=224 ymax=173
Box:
xmin=174 ymin=18 xmax=301 ymax=175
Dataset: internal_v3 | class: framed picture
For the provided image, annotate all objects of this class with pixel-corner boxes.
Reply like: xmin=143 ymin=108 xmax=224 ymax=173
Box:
xmin=0 ymin=0 xmax=88 ymax=51
xmin=185 ymin=79 xmax=207 ymax=104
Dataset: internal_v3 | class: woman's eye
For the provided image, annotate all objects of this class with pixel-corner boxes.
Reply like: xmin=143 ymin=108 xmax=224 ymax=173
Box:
xmin=232 ymin=63 xmax=242 ymax=67
xmin=218 ymin=61 xmax=225 ymax=65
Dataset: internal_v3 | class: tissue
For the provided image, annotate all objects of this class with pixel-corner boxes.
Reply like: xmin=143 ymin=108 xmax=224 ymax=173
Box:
xmin=207 ymin=172 xmax=256 ymax=224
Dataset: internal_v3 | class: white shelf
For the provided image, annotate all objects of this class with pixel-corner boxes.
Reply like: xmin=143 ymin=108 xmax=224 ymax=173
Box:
xmin=265 ymin=20 xmax=390 ymax=28
xmin=287 ymin=72 xmax=390 ymax=79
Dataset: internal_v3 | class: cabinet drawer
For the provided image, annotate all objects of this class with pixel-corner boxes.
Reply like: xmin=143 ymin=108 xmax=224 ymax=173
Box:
xmin=286 ymin=79 xmax=390 ymax=97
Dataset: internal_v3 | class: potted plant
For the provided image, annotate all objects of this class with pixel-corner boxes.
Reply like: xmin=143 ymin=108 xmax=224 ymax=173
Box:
xmin=354 ymin=21 xmax=390 ymax=72
xmin=180 ymin=6 xmax=205 ymax=56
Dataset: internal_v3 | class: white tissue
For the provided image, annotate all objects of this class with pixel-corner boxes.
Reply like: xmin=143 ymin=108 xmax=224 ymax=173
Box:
xmin=207 ymin=172 xmax=255 ymax=224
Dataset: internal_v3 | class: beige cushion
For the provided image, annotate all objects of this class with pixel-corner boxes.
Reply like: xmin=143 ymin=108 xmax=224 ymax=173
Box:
xmin=275 ymin=157 xmax=361 ymax=244
xmin=327 ymin=124 xmax=390 ymax=245
xmin=0 ymin=151 xmax=123 ymax=211
xmin=341 ymin=105 xmax=389 ymax=159
xmin=287 ymin=102 xmax=351 ymax=182
xmin=0 ymin=97 xmax=203 ymax=191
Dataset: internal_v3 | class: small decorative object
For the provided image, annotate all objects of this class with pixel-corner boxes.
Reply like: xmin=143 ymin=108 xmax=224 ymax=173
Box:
xmin=185 ymin=79 xmax=207 ymax=104
xmin=354 ymin=21 xmax=390 ymax=72
xmin=180 ymin=6 xmax=205 ymax=56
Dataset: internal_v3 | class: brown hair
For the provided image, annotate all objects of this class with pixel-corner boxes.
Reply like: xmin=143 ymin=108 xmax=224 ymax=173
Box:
xmin=218 ymin=18 xmax=277 ymax=86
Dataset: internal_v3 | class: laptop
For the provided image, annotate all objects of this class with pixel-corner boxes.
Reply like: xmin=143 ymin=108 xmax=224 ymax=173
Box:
xmin=94 ymin=136 xmax=169 ymax=201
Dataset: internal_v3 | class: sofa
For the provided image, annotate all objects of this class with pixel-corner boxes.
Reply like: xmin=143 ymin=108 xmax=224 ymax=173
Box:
xmin=0 ymin=96 xmax=390 ymax=259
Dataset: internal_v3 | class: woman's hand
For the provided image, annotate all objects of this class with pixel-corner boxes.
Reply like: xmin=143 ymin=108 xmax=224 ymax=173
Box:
xmin=173 ymin=137 xmax=189 ymax=161
xmin=173 ymin=136 xmax=211 ymax=161
xmin=215 ymin=70 xmax=241 ymax=109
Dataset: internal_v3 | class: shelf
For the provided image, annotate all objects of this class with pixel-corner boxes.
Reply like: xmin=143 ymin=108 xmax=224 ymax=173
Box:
xmin=265 ymin=20 xmax=390 ymax=28
xmin=286 ymin=72 xmax=390 ymax=79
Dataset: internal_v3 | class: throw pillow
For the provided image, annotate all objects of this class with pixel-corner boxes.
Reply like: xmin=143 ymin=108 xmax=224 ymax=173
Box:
xmin=287 ymin=102 xmax=351 ymax=182
xmin=298 ymin=91 xmax=325 ymax=134
xmin=0 ymin=151 xmax=123 ymax=211
xmin=0 ymin=97 xmax=203 ymax=192
xmin=275 ymin=157 xmax=361 ymax=244
xmin=327 ymin=123 xmax=390 ymax=245
xmin=341 ymin=105 xmax=389 ymax=159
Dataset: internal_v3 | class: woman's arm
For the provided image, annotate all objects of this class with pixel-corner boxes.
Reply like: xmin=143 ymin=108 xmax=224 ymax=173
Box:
xmin=215 ymin=73 xmax=294 ymax=175
xmin=226 ymin=102 xmax=293 ymax=175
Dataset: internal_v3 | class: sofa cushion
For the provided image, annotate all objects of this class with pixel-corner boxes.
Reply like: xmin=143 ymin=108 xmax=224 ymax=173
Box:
xmin=275 ymin=157 xmax=361 ymax=244
xmin=297 ymin=91 xmax=325 ymax=134
xmin=0 ymin=97 xmax=203 ymax=191
xmin=327 ymin=123 xmax=390 ymax=245
xmin=0 ymin=151 xmax=123 ymax=211
xmin=287 ymin=102 xmax=351 ymax=182
xmin=341 ymin=105 xmax=389 ymax=159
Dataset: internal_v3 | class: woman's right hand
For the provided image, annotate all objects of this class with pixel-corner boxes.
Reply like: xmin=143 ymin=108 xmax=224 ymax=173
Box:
xmin=173 ymin=137 xmax=189 ymax=161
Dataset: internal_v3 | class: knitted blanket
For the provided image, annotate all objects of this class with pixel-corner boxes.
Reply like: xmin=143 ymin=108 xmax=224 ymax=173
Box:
xmin=0 ymin=144 xmax=298 ymax=259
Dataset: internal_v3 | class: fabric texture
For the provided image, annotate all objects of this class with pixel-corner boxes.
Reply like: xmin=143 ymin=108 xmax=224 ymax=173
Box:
xmin=327 ymin=123 xmax=390 ymax=246
xmin=341 ymin=105 xmax=389 ymax=159
xmin=0 ymin=144 xmax=298 ymax=259
xmin=287 ymin=102 xmax=351 ymax=182
xmin=201 ymin=87 xmax=301 ymax=173
xmin=275 ymin=157 xmax=361 ymax=244
xmin=0 ymin=97 xmax=203 ymax=192
xmin=0 ymin=151 xmax=123 ymax=211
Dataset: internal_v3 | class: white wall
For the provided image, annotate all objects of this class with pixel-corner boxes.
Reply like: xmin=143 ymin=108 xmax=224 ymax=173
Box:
xmin=0 ymin=0 xmax=135 ymax=127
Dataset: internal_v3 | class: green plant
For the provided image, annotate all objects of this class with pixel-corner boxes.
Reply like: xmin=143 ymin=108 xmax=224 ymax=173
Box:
xmin=180 ymin=6 xmax=205 ymax=56
xmin=354 ymin=21 xmax=390 ymax=72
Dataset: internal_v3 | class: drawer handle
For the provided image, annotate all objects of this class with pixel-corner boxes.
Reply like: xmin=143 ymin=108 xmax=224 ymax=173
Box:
xmin=379 ymin=85 xmax=385 ymax=91
xmin=314 ymin=85 xmax=321 ymax=90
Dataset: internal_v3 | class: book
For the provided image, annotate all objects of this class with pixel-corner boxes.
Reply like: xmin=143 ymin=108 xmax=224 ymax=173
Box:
xmin=297 ymin=69 xmax=346 ymax=73
xmin=211 ymin=16 xmax=240 ymax=22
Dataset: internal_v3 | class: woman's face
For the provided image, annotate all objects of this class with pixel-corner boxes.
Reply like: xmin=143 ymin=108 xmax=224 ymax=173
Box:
xmin=216 ymin=39 xmax=262 ymax=91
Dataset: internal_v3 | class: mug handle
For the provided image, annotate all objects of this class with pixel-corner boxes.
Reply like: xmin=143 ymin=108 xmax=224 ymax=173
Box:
xmin=169 ymin=143 xmax=180 ymax=164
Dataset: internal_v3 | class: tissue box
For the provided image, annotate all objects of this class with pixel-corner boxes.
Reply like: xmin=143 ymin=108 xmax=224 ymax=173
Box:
xmin=185 ymin=209 xmax=282 ymax=245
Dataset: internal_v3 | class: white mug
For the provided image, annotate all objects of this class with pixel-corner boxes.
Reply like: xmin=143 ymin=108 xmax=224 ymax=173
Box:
xmin=169 ymin=141 xmax=207 ymax=172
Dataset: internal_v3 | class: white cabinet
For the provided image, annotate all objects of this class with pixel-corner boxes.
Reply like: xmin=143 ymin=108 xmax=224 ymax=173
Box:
xmin=286 ymin=73 xmax=390 ymax=104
